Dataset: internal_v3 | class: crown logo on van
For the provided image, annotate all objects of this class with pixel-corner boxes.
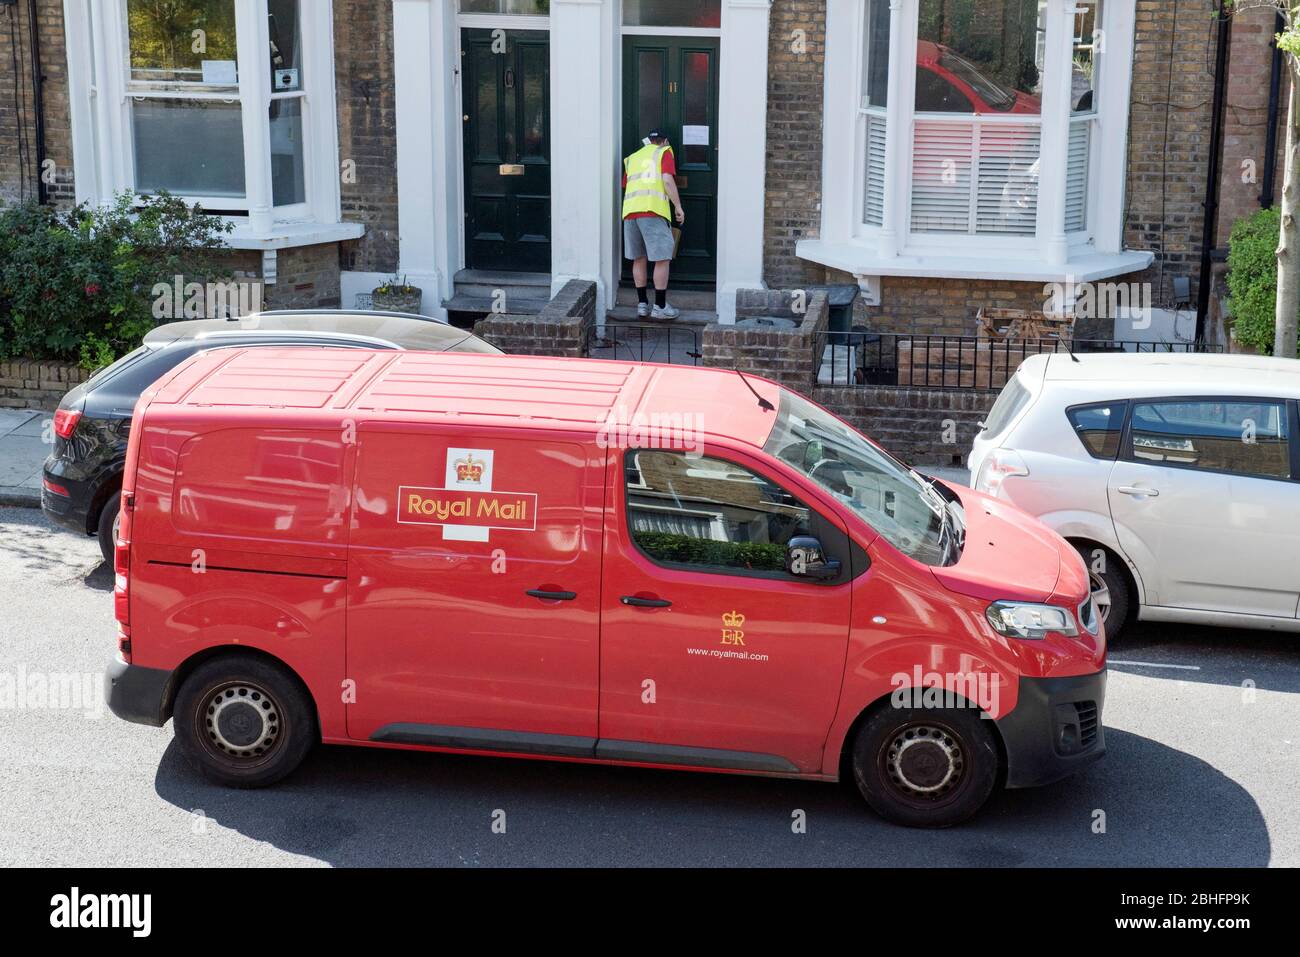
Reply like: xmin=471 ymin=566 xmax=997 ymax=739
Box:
xmin=454 ymin=454 xmax=484 ymax=483
xmin=721 ymin=610 xmax=746 ymax=647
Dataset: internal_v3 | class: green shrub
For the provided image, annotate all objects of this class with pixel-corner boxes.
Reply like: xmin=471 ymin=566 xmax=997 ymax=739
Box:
xmin=1225 ymin=207 xmax=1294 ymax=356
xmin=0 ymin=191 xmax=232 ymax=368
xmin=632 ymin=530 xmax=787 ymax=571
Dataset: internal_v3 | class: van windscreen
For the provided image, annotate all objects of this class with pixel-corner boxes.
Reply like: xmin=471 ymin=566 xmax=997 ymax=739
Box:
xmin=765 ymin=391 xmax=958 ymax=566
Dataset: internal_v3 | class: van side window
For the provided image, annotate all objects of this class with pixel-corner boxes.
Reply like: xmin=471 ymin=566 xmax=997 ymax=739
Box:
xmin=625 ymin=450 xmax=813 ymax=574
xmin=1066 ymin=401 xmax=1127 ymax=459
xmin=1128 ymin=400 xmax=1291 ymax=479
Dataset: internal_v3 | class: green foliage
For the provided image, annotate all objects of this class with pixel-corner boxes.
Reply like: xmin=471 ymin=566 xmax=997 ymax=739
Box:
xmin=1225 ymin=207 xmax=1294 ymax=355
xmin=126 ymin=0 xmax=237 ymax=80
xmin=633 ymin=531 xmax=787 ymax=572
xmin=0 ymin=191 xmax=232 ymax=368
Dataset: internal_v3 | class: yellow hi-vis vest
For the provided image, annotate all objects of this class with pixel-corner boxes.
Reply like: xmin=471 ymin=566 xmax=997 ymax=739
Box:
xmin=622 ymin=143 xmax=673 ymax=220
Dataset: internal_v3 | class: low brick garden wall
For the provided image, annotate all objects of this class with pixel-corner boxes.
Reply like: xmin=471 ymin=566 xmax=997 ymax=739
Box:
xmin=812 ymin=384 xmax=996 ymax=468
xmin=473 ymin=279 xmax=597 ymax=357
xmin=0 ymin=360 xmax=90 ymax=410
xmin=700 ymin=289 xmax=829 ymax=392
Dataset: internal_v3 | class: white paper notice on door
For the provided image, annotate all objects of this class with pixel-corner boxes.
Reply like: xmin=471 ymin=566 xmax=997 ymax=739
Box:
xmin=682 ymin=125 xmax=710 ymax=146
xmin=201 ymin=60 xmax=238 ymax=85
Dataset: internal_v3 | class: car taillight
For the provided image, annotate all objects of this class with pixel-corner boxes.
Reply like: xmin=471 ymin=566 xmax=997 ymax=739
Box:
xmin=53 ymin=407 xmax=82 ymax=440
xmin=974 ymin=448 xmax=1029 ymax=497
xmin=114 ymin=492 xmax=132 ymax=659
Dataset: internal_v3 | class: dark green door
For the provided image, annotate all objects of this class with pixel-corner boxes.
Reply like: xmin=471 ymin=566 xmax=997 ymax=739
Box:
xmin=622 ymin=36 xmax=719 ymax=285
xmin=462 ymin=29 xmax=550 ymax=273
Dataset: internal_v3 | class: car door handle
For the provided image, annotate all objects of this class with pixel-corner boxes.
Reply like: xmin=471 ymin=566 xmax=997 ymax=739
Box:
xmin=620 ymin=595 xmax=672 ymax=608
xmin=526 ymin=589 xmax=577 ymax=601
xmin=1116 ymin=486 xmax=1160 ymax=497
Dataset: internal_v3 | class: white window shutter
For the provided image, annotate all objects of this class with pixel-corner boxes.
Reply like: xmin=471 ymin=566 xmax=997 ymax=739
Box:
xmin=910 ymin=121 xmax=973 ymax=234
xmin=1065 ymin=120 xmax=1091 ymax=233
xmin=974 ymin=123 xmax=1040 ymax=235
xmin=862 ymin=113 xmax=887 ymax=227
xmin=911 ymin=120 xmax=1041 ymax=236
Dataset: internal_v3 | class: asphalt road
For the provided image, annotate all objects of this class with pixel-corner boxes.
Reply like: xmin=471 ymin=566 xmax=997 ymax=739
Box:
xmin=1 ymin=505 xmax=1297 ymax=867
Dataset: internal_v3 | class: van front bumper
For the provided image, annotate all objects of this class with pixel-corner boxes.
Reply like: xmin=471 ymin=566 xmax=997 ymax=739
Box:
xmin=996 ymin=669 xmax=1106 ymax=788
xmin=106 ymin=656 xmax=172 ymax=727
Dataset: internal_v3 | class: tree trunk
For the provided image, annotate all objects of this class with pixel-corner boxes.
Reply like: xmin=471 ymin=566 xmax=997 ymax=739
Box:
xmin=1275 ymin=74 xmax=1300 ymax=357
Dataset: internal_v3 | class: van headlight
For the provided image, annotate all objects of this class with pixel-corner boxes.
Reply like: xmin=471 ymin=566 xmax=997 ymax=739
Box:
xmin=986 ymin=601 xmax=1079 ymax=640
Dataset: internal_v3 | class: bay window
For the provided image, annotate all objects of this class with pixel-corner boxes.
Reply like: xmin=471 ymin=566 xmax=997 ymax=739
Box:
xmin=66 ymin=0 xmax=350 ymax=243
xmin=807 ymin=0 xmax=1150 ymax=284
xmin=126 ymin=0 xmax=246 ymax=201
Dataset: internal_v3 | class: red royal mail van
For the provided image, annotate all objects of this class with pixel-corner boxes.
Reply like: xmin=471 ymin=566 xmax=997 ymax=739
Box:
xmin=106 ymin=348 xmax=1105 ymax=827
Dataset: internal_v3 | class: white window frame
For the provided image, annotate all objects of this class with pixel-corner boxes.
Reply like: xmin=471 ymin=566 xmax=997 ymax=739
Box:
xmin=64 ymin=0 xmax=346 ymax=240
xmin=805 ymin=0 xmax=1148 ymax=283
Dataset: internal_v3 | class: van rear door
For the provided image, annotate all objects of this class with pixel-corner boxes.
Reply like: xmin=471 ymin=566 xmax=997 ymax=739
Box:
xmin=345 ymin=425 xmax=605 ymax=749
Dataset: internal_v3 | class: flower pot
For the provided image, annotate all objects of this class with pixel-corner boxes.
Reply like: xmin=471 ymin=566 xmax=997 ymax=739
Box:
xmin=371 ymin=287 xmax=423 ymax=314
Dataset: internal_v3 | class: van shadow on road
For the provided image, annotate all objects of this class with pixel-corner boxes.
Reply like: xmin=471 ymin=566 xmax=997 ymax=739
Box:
xmin=152 ymin=727 xmax=1269 ymax=867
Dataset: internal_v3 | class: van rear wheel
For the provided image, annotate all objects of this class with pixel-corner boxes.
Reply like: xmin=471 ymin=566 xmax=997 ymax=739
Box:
xmin=174 ymin=655 xmax=316 ymax=788
xmin=851 ymin=707 xmax=999 ymax=828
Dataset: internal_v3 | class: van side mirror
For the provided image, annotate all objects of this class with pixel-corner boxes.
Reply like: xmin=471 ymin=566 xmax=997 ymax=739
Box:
xmin=786 ymin=536 xmax=842 ymax=581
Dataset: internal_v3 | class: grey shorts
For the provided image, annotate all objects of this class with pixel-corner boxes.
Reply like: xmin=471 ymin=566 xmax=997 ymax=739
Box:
xmin=623 ymin=215 xmax=675 ymax=262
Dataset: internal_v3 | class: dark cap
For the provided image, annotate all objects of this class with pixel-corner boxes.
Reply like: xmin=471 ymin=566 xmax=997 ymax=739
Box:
xmin=647 ymin=127 xmax=665 ymax=141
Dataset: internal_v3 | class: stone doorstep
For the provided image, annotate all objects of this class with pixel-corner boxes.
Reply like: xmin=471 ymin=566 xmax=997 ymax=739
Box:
xmin=605 ymin=306 xmax=716 ymax=326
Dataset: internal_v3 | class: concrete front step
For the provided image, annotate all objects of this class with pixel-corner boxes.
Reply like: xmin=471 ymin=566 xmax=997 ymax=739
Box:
xmin=443 ymin=295 xmax=550 ymax=316
xmin=449 ymin=269 xmax=552 ymax=304
xmin=614 ymin=286 xmax=716 ymax=310
xmin=605 ymin=305 xmax=715 ymax=326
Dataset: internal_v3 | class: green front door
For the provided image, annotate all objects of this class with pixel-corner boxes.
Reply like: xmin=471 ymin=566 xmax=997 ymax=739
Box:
xmin=622 ymin=35 xmax=720 ymax=285
xmin=462 ymin=29 xmax=551 ymax=273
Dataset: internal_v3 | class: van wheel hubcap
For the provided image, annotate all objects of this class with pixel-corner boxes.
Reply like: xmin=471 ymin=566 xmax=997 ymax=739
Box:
xmin=886 ymin=725 xmax=963 ymax=797
xmin=202 ymin=683 xmax=281 ymax=761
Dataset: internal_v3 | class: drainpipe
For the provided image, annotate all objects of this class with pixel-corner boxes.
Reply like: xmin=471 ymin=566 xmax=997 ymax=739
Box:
xmin=1261 ymin=10 xmax=1285 ymax=209
xmin=1195 ymin=0 xmax=1231 ymax=342
xmin=26 ymin=0 xmax=47 ymax=204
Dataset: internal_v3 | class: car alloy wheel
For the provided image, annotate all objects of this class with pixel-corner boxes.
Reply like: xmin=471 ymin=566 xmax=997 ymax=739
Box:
xmin=1088 ymin=571 xmax=1112 ymax=624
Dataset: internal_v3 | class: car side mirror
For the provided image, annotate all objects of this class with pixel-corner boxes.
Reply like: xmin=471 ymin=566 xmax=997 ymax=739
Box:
xmin=786 ymin=536 xmax=842 ymax=581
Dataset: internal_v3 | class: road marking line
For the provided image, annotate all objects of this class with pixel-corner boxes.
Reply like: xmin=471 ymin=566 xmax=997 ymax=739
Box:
xmin=1109 ymin=659 xmax=1201 ymax=671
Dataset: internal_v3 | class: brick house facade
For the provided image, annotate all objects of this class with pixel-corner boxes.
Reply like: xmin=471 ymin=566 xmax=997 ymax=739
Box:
xmin=0 ymin=0 xmax=1286 ymax=342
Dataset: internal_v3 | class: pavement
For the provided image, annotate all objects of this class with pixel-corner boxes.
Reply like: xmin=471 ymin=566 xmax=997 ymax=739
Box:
xmin=1 ymin=504 xmax=1298 ymax=867
xmin=0 ymin=409 xmax=50 ymax=507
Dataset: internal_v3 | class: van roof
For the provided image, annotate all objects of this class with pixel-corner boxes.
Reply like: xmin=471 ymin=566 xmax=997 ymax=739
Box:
xmin=1026 ymin=351 xmax=1300 ymax=398
xmin=147 ymin=348 xmax=783 ymax=448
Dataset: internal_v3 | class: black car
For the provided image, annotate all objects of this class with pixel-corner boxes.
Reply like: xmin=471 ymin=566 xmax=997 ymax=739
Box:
xmin=42 ymin=310 xmax=501 ymax=562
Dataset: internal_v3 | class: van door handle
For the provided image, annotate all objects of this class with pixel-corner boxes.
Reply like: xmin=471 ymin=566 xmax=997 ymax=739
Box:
xmin=526 ymin=589 xmax=577 ymax=601
xmin=1116 ymin=486 xmax=1160 ymax=497
xmin=620 ymin=595 xmax=672 ymax=608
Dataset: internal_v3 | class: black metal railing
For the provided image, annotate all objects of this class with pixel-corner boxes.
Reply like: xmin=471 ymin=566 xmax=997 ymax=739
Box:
xmin=815 ymin=333 xmax=1224 ymax=391
xmin=585 ymin=323 xmax=702 ymax=366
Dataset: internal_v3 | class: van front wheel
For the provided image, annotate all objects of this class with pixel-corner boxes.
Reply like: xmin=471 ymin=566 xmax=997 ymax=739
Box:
xmin=851 ymin=707 xmax=999 ymax=828
xmin=174 ymin=655 xmax=317 ymax=788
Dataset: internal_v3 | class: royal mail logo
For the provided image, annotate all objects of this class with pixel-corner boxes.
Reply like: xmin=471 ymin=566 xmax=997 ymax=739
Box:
xmin=398 ymin=486 xmax=537 ymax=532
xmin=454 ymin=453 xmax=485 ymax=484
xmin=721 ymin=610 xmax=746 ymax=646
